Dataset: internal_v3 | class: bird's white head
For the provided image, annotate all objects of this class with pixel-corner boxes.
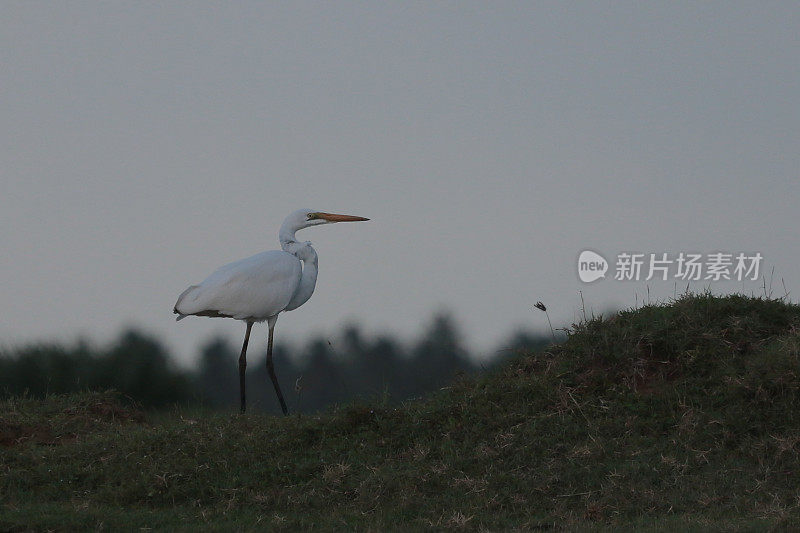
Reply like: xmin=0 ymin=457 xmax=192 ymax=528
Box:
xmin=279 ymin=208 xmax=369 ymax=247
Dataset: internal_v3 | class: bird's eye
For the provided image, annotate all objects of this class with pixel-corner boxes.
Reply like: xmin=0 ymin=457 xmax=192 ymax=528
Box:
xmin=307 ymin=213 xmax=315 ymax=220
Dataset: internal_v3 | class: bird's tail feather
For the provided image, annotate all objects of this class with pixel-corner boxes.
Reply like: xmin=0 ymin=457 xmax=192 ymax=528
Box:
xmin=174 ymin=285 xmax=200 ymax=320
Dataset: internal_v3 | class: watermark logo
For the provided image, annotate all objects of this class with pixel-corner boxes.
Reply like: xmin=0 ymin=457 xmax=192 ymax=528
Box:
xmin=577 ymin=250 xmax=609 ymax=283
xmin=578 ymin=251 xmax=763 ymax=283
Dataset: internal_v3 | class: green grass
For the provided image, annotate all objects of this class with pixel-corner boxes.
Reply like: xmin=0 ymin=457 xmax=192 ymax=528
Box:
xmin=2 ymin=293 xmax=800 ymax=530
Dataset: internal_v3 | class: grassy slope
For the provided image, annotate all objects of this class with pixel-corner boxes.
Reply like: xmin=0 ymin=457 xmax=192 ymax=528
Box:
xmin=1 ymin=294 xmax=799 ymax=531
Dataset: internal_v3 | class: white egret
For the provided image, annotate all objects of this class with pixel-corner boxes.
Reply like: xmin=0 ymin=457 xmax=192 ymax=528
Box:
xmin=174 ymin=209 xmax=369 ymax=414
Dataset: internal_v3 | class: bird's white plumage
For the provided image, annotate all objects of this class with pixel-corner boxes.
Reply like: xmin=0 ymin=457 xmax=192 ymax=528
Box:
xmin=173 ymin=208 xmax=368 ymax=415
xmin=174 ymin=250 xmax=301 ymax=321
xmin=173 ymin=209 xmax=368 ymax=324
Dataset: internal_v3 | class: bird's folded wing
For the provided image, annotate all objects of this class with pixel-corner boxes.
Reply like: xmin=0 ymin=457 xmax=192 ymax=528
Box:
xmin=173 ymin=251 xmax=301 ymax=320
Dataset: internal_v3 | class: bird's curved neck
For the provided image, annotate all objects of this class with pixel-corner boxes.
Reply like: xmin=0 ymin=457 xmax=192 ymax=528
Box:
xmin=284 ymin=247 xmax=318 ymax=311
xmin=279 ymin=220 xmax=300 ymax=249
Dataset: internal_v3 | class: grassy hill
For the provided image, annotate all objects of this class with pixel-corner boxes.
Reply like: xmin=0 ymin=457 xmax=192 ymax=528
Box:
xmin=2 ymin=293 xmax=799 ymax=531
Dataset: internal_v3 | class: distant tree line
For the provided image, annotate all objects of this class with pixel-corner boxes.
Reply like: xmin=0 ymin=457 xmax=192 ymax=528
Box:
xmin=0 ymin=314 xmax=550 ymax=413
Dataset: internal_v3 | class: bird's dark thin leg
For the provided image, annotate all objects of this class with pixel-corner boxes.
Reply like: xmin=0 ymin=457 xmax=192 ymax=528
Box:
xmin=239 ymin=321 xmax=253 ymax=414
xmin=266 ymin=324 xmax=289 ymax=416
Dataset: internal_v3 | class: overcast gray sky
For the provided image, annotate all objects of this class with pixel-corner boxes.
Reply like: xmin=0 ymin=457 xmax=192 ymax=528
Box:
xmin=2 ymin=2 xmax=798 ymax=364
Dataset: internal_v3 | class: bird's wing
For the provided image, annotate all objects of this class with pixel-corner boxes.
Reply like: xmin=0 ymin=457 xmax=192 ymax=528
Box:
xmin=174 ymin=250 xmax=302 ymax=321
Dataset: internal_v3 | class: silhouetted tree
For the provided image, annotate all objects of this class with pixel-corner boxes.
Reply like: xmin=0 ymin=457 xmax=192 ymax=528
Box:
xmin=408 ymin=313 xmax=474 ymax=397
xmin=0 ymin=313 xmax=554 ymax=413
xmin=0 ymin=330 xmax=193 ymax=408
xmin=0 ymin=344 xmax=95 ymax=396
xmin=197 ymin=337 xmax=238 ymax=408
xmin=95 ymin=330 xmax=193 ymax=407
xmin=298 ymin=337 xmax=346 ymax=411
xmin=357 ymin=334 xmax=406 ymax=402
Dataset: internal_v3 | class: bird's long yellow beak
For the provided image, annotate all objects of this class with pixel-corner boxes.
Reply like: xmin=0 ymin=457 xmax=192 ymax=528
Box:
xmin=316 ymin=212 xmax=370 ymax=222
